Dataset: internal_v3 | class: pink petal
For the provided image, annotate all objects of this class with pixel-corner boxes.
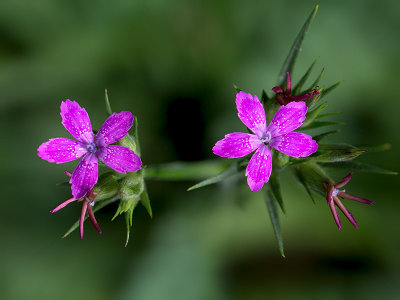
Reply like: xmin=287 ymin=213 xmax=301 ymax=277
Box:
xmin=50 ymin=197 xmax=77 ymax=213
xmin=60 ymin=100 xmax=94 ymax=143
xmin=95 ymin=111 xmax=133 ymax=146
xmin=97 ymin=145 xmax=142 ymax=173
xmin=70 ymin=153 xmax=98 ymax=199
xmin=245 ymin=145 xmax=272 ymax=191
xmin=236 ymin=91 xmax=267 ymax=137
xmin=213 ymin=132 xmax=260 ymax=158
xmin=267 ymin=101 xmax=307 ymax=138
xmin=270 ymin=132 xmax=318 ymax=157
xmin=38 ymin=138 xmax=87 ymax=164
xmin=80 ymin=201 xmax=88 ymax=239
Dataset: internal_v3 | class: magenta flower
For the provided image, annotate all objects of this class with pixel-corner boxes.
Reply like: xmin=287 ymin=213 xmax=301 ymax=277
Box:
xmin=325 ymin=172 xmax=373 ymax=229
xmin=38 ymin=99 xmax=142 ymax=199
xmin=272 ymin=72 xmax=320 ymax=105
xmin=213 ymin=91 xmax=318 ymax=191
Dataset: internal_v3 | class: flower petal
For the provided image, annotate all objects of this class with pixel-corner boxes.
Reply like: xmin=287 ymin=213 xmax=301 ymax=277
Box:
xmin=267 ymin=101 xmax=307 ymax=137
xmin=95 ymin=111 xmax=133 ymax=146
xmin=70 ymin=153 xmax=98 ymax=199
xmin=98 ymin=145 xmax=142 ymax=173
xmin=236 ymin=91 xmax=266 ymax=137
xmin=270 ymin=132 xmax=318 ymax=157
xmin=60 ymin=99 xmax=94 ymax=143
xmin=245 ymin=145 xmax=272 ymax=191
xmin=38 ymin=138 xmax=87 ymax=163
xmin=213 ymin=132 xmax=260 ymax=158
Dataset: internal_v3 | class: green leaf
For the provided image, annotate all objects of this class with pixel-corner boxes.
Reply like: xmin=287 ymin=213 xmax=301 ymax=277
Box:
xmin=319 ymin=161 xmax=398 ymax=175
xmin=233 ymin=83 xmax=242 ymax=93
xmin=140 ymin=187 xmax=153 ymax=218
xmin=124 ymin=206 xmax=134 ymax=247
xmin=187 ymin=162 xmax=242 ymax=191
xmin=278 ymin=5 xmax=319 ymax=86
xmin=145 ymin=160 xmax=230 ymax=181
xmin=62 ymin=196 xmax=119 ymax=238
xmin=316 ymin=112 xmax=340 ymax=119
xmin=290 ymin=162 xmax=331 ymax=196
xmin=105 ymin=88 xmax=113 ymax=116
xmin=292 ymin=166 xmax=316 ymax=203
xmin=293 ymin=57 xmax=319 ymax=95
xmin=320 ymin=80 xmax=343 ymax=100
xmin=265 ymin=189 xmax=285 ymax=257
xmin=301 ymin=102 xmax=328 ymax=128
xmin=357 ymin=143 xmax=391 ymax=152
xmin=313 ymin=129 xmax=341 ymax=142
xmin=301 ymin=121 xmax=344 ymax=130
xmin=305 ymin=68 xmax=324 ymax=94
xmin=268 ymin=171 xmax=285 ymax=214
xmin=312 ymin=143 xmax=366 ymax=163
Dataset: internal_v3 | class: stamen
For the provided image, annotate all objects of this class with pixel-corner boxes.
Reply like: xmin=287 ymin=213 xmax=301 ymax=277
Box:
xmin=86 ymin=142 xmax=97 ymax=153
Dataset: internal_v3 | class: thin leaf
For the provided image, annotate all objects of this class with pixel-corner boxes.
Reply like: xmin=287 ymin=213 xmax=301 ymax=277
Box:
xmin=316 ymin=112 xmax=340 ymax=119
xmin=187 ymin=163 xmax=241 ymax=191
xmin=269 ymin=172 xmax=285 ymax=214
xmin=124 ymin=207 xmax=134 ymax=247
xmin=301 ymin=121 xmax=344 ymax=130
xmin=301 ymin=102 xmax=328 ymax=128
xmin=233 ymin=83 xmax=242 ymax=93
xmin=313 ymin=129 xmax=341 ymax=142
xmin=293 ymin=57 xmax=319 ymax=95
xmin=145 ymin=160 xmax=230 ymax=181
xmin=62 ymin=196 xmax=120 ymax=238
xmin=312 ymin=143 xmax=366 ymax=163
xmin=319 ymin=161 xmax=398 ymax=175
xmin=140 ymin=187 xmax=153 ymax=218
xmin=320 ymin=80 xmax=343 ymax=100
xmin=105 ymin=88 xmax=113 ymax=116
xmin=305 ymin=68 xmax=324 ymax=94
xmin=357 ymin=143 xmax=391 ymax=152
xmin=278 ymin=5 xmax=319 ymax=86
xmin=265 ymin=189 xmax=285 ymax=257
xmin=292 ymin=167 xmax=316 ymax=203
xmin=290 ymin=162 xmax=331 ymax=196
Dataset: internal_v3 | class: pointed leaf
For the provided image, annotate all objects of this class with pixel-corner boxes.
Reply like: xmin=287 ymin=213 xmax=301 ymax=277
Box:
xmin=313 ymin=129 xmax=341 ymax=142
xmin=293 ymin=57 xmax=319 ymax=95
xmin=292 ymin=166 xmax=316 ymax=203
xmin=233 ymin=84 xmax=242 ymax=93
xmin=278 ymin=5 xmax=319 ymax=86
xmin=320 ymin=80 xmax=343 ymax=100
xmin=301 ymin=102 xmax=328 ymax=128
xmin=268 ymin=171 xmax=285 ymax=214
xmin=301 ymin=121 xmax=344 ymax=130
xmin=265 ymin=189 xmax=285 ymax=257
xmin=319 ymin=161 xmax=398 ymax=175
xmin=290 ymin=162 xmax=331 ymax=196
xmin=187 ymin=162 xmax=242 ymax=191
xmin=105 ymin=89 xmax=113 ymax=116
xmin=305 ymin=68 xmax=324 ymax=94
xmin=316 ymin=112 xmax=340 ymax=119
xmin=124 ymin=207 xmax=134 ymax=247
xmin=312 ymin=143 xmax=366 ymax=163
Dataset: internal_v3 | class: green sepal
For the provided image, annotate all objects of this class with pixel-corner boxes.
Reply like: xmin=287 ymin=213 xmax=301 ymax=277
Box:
xmin=277 ymin=5 xmax=319 ymax=86
xmin=293 ymin=57 xmax=319 ymax=95
xmin=124 ymin=206 xmax=134 ymax=247
xmin=268 ymin=171 xmax=285 ymax=214
xmin=145 ymin=160 xmax=230 ymax=181
xmin=312 ymin=143 xmax=367 ymax=163
xmin=92 ymin=172 xmax=119 ymax=202
xmin=114 ymin=170 xmax=144 ymax=218
xmin=140 ymin=186 xmax=153 ymax=218
xmin=319 ymin=161 xmax=398 ymax=175
xmin=118 ymin=133 xmax=138 ymax=154
xmin=265 ymin=189 xmax=285 ymax=257
xmin=62 ymin=196 xmax=119 ymax=238
xmin=187 ymin=162 xmax=243 ymax=191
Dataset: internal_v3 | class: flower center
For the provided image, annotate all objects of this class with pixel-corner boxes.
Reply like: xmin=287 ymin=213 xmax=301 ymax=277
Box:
xmin=260 ymin=131 xmax=272 ymax=145
xmin=86 ymin=142 xmax=97 ymax=153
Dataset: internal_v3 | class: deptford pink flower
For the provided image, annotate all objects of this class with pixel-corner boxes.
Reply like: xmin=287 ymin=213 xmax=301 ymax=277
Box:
xmin=272 ymin=72 xmax=320 ymax=105
xmin=51 ymin=171 xmax=102 ymax=239
xmin=325 ymin=172 xmax=373 ymax=229
xmin=38 ymin=99 xmax=142 ymax=199
xmin=213 ymin=91 xmax=318 ymax=191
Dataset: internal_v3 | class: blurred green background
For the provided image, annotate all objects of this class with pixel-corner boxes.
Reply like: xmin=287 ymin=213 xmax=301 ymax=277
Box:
xmin=1 ymin=0 xmax=399 ymax=299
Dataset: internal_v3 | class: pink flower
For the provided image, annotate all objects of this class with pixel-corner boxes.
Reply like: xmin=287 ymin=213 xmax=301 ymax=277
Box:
xmin=272 ymin=72 xmax=319 ymax=105
xmin=213 ymin=92 xmax=318 ymax=191
xmin=38 ymin=100 xmax=142 ymax=199
xmin=325 ymin=172 xmax=373 ymax=229
xmin=51 ymin=171 xmax=102 ymax=239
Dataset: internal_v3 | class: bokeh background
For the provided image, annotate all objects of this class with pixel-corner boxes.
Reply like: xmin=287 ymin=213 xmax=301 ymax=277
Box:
xmin=1 ymin=0 xmax=399 ymax=299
